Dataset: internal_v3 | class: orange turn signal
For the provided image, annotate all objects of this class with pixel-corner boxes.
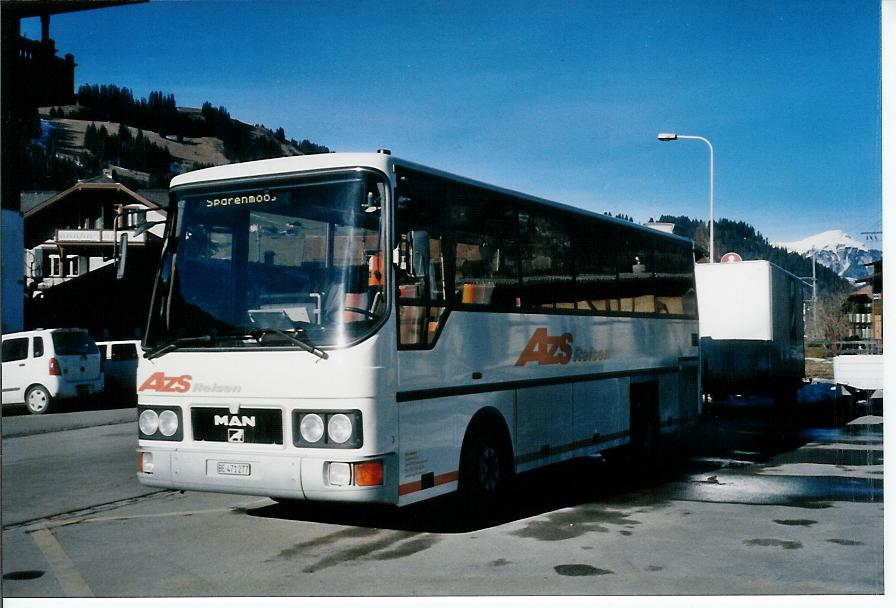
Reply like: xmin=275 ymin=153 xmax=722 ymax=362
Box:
xmin=138 ymin=452 xmax=153 ymax=474
xmin=353 ymin=460 xmax=384 ymax=486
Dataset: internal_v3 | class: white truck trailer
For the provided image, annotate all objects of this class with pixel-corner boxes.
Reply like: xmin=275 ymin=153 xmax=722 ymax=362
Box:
xmin=695 ymin=260 xmax=806 ymax=404
xmin=833 ymin=354 xmax=883 ymax=413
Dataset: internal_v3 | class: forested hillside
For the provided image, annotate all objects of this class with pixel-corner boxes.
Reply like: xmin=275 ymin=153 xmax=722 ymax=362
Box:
xmin=659 ymin=215 xmax=848 ymax=295
xmin=27 ymin=84 xmax=330 ymax=189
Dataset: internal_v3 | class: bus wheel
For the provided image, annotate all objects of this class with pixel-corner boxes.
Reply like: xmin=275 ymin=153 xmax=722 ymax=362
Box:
xmin=629 ymin=382 xmax=660 ymax=475
xmin=25 ymin=385 xmax=52 ymax=415
xmin=773 ymin=387 xmax=798 ymax=408
xmin=630 ymin=408 xmax=660 ymax=476
xmin=458 ymin=427 xmax=511 ymax=522
xmin=635 ymin=414 xmax=659 ymax=469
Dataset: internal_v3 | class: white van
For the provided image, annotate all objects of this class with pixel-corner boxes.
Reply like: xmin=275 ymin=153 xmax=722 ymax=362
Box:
xmin=1 ymin=328 xmax=104 ymax=414
xmin=96 ymin=340 xmax=142 ymax=402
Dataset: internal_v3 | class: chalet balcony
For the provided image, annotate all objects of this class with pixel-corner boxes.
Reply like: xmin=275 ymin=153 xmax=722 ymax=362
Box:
xmin=54 ymin=228 xmax=156 ymax=246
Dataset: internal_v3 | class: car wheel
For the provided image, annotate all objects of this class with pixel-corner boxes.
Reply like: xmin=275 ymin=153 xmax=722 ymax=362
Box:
xmin=26 ymin=385 xmax=52 ymax=415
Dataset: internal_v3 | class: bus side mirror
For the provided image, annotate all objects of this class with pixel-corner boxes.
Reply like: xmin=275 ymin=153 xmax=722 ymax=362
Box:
xmin=116 ymin=233 xmax=128 ymax=280
xmin=395 ymin=231 xmax=430 ymax=279
xmin=410 ymin=230 xmax=430 ymax=279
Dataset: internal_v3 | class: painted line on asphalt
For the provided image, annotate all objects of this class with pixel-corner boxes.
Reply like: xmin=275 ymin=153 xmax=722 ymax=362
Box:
xmin=2 ymin=491 xmax=170 ymax=532
xmin=41 ymin=498 xmax=272 ymax=529
xmin=27 ymin=523 xmax=95 ymax=598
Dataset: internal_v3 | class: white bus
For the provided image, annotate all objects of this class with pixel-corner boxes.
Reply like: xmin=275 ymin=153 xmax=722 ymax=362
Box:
xmin=135 ymin=151 xmax=700 ymax=512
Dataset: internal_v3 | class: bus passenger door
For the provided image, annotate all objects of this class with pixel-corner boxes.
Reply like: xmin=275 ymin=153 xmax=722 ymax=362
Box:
xmin=515 ymin=384 xmax=573 ymax=467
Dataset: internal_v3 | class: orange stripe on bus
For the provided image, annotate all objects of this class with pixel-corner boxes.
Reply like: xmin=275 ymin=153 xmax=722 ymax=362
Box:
xmin=398 ymin=470 xmax=459 ymax=496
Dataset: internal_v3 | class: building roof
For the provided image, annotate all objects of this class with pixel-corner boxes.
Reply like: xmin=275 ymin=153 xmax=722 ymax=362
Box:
xmin=3 ymin=1 xmax=146 ymax=19
xmin=23 ymin=177 xmax=164 ymax=221
xmin=854 ymin=259 xmax=882 ymax=292
xmin=20 ymin=191 xmax=60 ymax=215
xmin=849 ymin=284 xmax=874 ymax=299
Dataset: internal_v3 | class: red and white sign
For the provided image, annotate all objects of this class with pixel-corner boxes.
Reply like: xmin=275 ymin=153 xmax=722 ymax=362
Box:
xmin=720 ymin=252 xmax=743 ymax=263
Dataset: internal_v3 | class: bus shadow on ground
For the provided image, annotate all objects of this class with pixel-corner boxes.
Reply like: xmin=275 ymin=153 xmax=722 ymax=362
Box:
xmin=246 ymin=398 xmax=853 ymax=533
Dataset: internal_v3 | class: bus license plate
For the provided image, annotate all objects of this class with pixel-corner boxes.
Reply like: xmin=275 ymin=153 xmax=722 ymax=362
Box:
xmin=217 ymin=462 xmax=251 ymax=476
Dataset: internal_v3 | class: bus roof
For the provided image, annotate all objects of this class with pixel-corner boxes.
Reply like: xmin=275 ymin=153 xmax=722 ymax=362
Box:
xmin=169 ymin=151 xmax=692 ymax=246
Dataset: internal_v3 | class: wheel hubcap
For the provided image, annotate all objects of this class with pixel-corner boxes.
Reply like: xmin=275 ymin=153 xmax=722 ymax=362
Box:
xmin=28 ymin=391 xmax=47 ymax=412
xmin=478 ymin=446 xmax=500 ymax=492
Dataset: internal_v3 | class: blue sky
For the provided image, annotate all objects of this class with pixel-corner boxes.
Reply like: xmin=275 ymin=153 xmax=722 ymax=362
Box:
xmin=22 ymin=0 xmax=882 ymax=244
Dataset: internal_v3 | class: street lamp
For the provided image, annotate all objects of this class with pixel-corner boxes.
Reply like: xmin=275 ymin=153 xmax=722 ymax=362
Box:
xmin=657 ymin=133 xmax=715 ymax=263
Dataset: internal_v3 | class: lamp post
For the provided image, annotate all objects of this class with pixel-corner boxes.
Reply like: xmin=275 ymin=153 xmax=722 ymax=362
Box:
xmin=657 ymin=133 xmax=715 ymax=263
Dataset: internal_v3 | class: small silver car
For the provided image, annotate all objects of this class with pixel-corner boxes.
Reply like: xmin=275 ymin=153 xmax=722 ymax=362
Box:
xmin=1 ymin=328 xmax=104 ymax=414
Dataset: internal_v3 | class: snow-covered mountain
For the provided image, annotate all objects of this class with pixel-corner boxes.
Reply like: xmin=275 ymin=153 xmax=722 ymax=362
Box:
xmin=778 ymin=230 xmax=881 ymax=282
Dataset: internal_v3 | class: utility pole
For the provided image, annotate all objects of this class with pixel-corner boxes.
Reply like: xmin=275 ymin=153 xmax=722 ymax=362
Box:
xmin=812 ymin=251 xmax=818 ymax=339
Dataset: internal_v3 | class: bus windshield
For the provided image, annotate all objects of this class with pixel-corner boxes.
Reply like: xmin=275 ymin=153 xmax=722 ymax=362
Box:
xmin=145 ymin=170 xmax=387 ymax=352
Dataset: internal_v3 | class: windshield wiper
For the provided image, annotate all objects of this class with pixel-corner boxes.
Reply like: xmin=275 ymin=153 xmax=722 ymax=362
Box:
xmin=146 ymin=335 xmax=213 ymax=360
xmin=249 ymin=328 xmax=329 ymax=361
xmin=147 ymin=330 xmax=329 ymax=361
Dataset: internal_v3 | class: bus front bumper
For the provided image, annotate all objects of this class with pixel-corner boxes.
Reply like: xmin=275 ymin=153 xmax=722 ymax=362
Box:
xmin=136 ymin=447 xmax=398 ymax=504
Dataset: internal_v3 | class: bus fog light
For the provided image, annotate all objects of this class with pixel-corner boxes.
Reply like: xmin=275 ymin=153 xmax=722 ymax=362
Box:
xmin=139 ymin=410 xmax=159 ymax=436
xmin=327 ymin=413 xmax=353 ymax=444
xmin=158 ymin=410 xmax=179 ymax=437
xmin=354 ymin=460 xmax=384 ymax=486
xmin=328 ymin=462 xmax=351 ymax=486
xmin=300 ymin=414 xmax=325 ymax=443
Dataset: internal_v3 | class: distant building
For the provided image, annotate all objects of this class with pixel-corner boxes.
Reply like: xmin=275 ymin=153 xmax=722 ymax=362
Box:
xmin=851 ymin=260 xmax=883 ymax=343
xmin=23 ymin=170 xmax=166 ymax=293
xmin=846 ymin=285 xmax=875 ymax=341
xmin=844 ymin=260 xmax=883 ymax=344
xmin=21 ymin=171 xmax=165 ymax=339
xmin=1 ymin=0 xmax=147 ymax=333
xmin=644 ymin=221 xmax=676 ymax=234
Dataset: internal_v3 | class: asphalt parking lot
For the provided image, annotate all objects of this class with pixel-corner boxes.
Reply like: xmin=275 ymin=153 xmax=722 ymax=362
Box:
xmin=1 ymin=383 xmax=886 ymax=600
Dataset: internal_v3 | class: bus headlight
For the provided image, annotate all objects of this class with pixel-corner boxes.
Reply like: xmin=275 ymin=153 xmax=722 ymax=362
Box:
xmin=293 ymin=410 xmax=363 ymax=448
xmin=327 ymin=413 xmax=353 ymax=444
xmin=139 ymin=410 xmax=159 ymax=436
xmin=158 ymin=410 xmax=180 ymax=437
xmin=299 ymin=413 xmax=325 ymax=443
xmin=138 ymin=407 xmax=183 ymax=441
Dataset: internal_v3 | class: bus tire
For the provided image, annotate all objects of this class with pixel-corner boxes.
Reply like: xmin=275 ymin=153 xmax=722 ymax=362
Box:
xmin=458 ymin=424 xmax=512 ymax=522
xmin=629 ymin=392 xmax=660 ymax=475
xmin=634 ymin=413 xmax=659 ymax=471
xmin=773 ymin=386 xmax=798 ymax=408
xmin=25 ymin=385 xmax=53 ymax=415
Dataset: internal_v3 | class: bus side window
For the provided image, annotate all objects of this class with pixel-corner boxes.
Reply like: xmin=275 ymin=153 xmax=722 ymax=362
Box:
xmin=395 ymin=168 xmax=449 ymax=347
xmin=451 ymin=189 xmax=519 ymax=309
xmin=618 ymin=232 xmax=655 ymax=313
xmin=574 ymin=220 xmax=619 ymax=312
xmin=518 ymin=208 xmax=575 ymax=310
xmin=654 ymin=239 xmax=696 ymax=316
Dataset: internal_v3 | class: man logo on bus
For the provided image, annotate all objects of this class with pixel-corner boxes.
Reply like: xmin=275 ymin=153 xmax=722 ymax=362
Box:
xmin=515 ymin=328 xmax=573 ymax=366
